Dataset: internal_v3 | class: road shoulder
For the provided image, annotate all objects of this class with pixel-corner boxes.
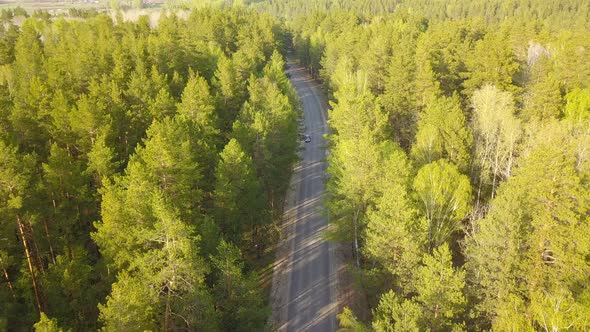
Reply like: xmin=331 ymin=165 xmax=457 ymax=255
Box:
xmin=269 ymin=147 xmax=302 ymax=331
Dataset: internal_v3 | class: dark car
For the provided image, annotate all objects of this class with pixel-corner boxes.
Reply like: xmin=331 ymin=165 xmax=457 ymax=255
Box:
xmin=304 ymin=134 xmax=311 ymax=143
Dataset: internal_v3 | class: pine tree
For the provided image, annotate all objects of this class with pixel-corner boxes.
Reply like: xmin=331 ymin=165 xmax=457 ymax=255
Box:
xmin=411 ymin=94 xmax=472 ymax=172
xmin=364 ymin=145 xmax=425 ymax=289
xmin=462 ymin=28 xmax=520 ymax=96
xmin=0 ymin=141 xmax=44 ymax=317
xmin=465 ymin=122 xmax=590 ymax=330
xmin=213 ymin=139 xmax=267 ymax=250
xmin=372 ymin=244 xmax=466 ymax=331
xmin=177 ymin=70 xmax=220 ymax=142
xmin=211 ymin=240 xmax=268 ymax=331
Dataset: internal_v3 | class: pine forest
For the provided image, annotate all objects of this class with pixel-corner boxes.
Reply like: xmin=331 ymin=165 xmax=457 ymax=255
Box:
xmin=0 ymin=0 xmax=589 ymax=331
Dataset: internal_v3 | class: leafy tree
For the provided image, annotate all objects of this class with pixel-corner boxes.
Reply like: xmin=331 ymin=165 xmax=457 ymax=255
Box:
xmin=337 ymin=307 xmax=370 ymax=332
xmin=564 ymin=87 xmax=590 ymax=122
xmin=413 ymin=160 xmax=471 ymax=249
xmin=470 ymin=84 xmax=521 ymax=200
xmin=34 ymin=313 xmax=65 ymax=332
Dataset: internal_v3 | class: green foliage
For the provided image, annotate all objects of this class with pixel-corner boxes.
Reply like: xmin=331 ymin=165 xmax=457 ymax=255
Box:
xmin=465 ymin=122 xmax=590 ymax=330
xmin=177 ymin=70 xmax=219 ymax=141
xmin=233 ymin=74 xmax=298 ymax=211
xmin=363 ymin=146 xmax=424 ymax=290
xmin=372 ymin=291 xmax=421 ymax=332
xmin=337 ymin=307 xmax=370 ymax=332
xmin=211 ymin=240 xmax=269 ymax=331
xmin=411 ymin=94 xmax=472 ymax=172
xmin=413 ymin=160 xmax=471 ymax=249
xmin=34 ymin=313 xmax=65 ymax=332
xmin=213 ymin=139 xmax=267 ymax=250
xmin=3 ymin=1 xmax=590 ymax=330
xmin=372 ymin=244 xmax=466 ymax=331
xmin=471 ymin=84 xmax=521 ymax=199
xmin=564 ymin=87 xmax=590 ymax=122
xmin=0 ymin=8 xmax=294 ymax=331
xmin=42 ymin=249 xmax=101 ymax=331
xmin=462 ymin=28 xmax=520 ymax=96
xmin=415 ymin=244 xmax=466 ymax=330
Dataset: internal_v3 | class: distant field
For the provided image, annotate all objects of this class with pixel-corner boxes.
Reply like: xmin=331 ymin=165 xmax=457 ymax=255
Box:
xmin=0 ymin=0 xmax=105 ymax=10
xmin=0 ymin=0 xmax=165 ymax=12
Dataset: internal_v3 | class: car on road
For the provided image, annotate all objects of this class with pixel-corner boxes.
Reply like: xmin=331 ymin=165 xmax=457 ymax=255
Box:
xmin=304 ymin=134 xmax=311 ymax=143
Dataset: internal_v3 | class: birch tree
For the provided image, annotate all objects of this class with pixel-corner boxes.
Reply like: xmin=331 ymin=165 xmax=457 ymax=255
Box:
xmin=413 ymin=160 xmax=471 ymax=249
xmin=471 ymin=84 xmax=521 ymax=201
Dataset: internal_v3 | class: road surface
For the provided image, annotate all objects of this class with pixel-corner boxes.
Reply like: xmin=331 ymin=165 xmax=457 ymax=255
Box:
xmin=279 ymin=60 xmax=338 ymax=331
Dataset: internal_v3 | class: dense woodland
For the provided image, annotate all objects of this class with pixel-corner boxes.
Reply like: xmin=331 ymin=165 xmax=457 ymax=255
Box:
xmin=0 ymin=8 xmax=299 ymax=331
xmin=280 ymin=0 xmax=590 ymax=330
xmin=1 ymin=0 xmax=589 ymax=331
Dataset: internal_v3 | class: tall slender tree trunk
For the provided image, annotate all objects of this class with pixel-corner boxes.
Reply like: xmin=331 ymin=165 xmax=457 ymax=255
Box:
xmin=353 ymin=208 xmax=360 ymax=268
xmin=43 ymin=218 xmax=56 ymax=265
xmin=27 ymin=222 xmax=45 ymax=276
xmin=165 ymin=288 xmax=171 ymax=332
xmin=0 ymin=255 xmax=16 ymax=299
xmin=491 ymin=145 xmax=501 ymax=199
xmin=17 ymin=215 xmax=43 ymax=314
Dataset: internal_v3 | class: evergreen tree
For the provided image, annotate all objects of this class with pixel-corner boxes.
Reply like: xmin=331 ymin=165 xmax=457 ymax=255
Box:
xmin=372 ymin=244 xmax=466 ymax=331
xmin=364 ymin=145 xmax=424 ymax=290
xmin=34 ymin=313 xmax=65 ymax=332
xmin=177 ymin=70 xmax=220 ymax=142
xmin=411 ymin=94 xmax=472 ymax=172
xmin=463 ymin=28 xmax=520 ymax=96
xmin=213 ymin=139 xmax=267 ymax=250
xmin=211 ymin=240 xmax=269 ymax=331
xmin=465 ymin=122 xmax=590 ymax=330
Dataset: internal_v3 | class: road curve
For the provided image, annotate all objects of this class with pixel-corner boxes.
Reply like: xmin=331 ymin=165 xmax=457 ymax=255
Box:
xmin=277 ymin=59 xmax=338 ymax=332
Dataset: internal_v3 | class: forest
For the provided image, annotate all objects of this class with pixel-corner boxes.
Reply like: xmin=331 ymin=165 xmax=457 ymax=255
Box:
xmin=0 ymin=7 xmax=299 ymax=331
xmin=280 ymin=0 xmax=590 ymax=330
xmin=0 ymin=0 xmax=589 ymax=330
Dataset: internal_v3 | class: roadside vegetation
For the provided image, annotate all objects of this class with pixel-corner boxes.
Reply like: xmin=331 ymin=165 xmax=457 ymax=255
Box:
xmin=1 ymin=0 xmax=589 ymax=330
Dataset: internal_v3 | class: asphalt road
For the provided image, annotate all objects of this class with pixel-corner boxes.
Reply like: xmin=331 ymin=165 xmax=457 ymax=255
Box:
xmin=284 ymin=60 xmax=337 ymax=332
